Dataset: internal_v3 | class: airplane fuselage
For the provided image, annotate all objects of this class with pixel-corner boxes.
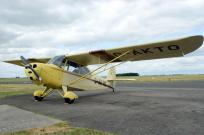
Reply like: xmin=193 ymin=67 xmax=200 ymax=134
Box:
xmin=25 ymin=63 xmax=112 ymax=91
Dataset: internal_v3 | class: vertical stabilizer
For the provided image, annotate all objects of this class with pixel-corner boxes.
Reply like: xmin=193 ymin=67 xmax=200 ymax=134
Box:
xmin=107 ymin=67 xmax=116 ymax=91
xmin=107 ymin=67 xmax=116 ymax=81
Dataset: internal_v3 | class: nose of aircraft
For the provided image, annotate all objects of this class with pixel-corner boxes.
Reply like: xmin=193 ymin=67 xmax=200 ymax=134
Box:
xmin=25 ymin=63 xmax=41 ymax=81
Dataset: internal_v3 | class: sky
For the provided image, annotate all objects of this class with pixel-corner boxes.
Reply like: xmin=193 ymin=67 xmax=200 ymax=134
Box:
xmin=0 ymin=0 xmax=204 ymax=78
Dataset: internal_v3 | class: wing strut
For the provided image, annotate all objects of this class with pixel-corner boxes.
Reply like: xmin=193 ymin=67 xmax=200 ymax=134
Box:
xmin=68 ymin=50 xmax=131 ymax=87
xmin=90 ymin=52 xmax=139 ymax=78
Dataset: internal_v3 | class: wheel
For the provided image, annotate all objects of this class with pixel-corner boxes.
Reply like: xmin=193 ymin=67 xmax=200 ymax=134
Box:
xmin=34 ymin=96 xmax=43 ymax=101
xmin=64 ymin=98 xmax=75 ymax=104
xmin=34 ymin=90 xmax=44 ymax=101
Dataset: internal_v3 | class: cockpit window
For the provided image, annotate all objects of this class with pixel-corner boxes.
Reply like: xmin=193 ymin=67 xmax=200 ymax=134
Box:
xmin=72 ymin=67 xmax=90 ymax=75
xmin=48 ymin=55 xmax=90 ymax=75
xmin=48 ymin=55 xmax=66 ymax=67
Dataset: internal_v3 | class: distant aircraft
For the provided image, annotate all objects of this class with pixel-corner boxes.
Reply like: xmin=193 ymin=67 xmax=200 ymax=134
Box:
xmin=4 ymin=35 xmax=203 ymax=104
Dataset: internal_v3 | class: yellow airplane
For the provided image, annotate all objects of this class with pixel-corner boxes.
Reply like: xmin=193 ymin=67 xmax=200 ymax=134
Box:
xmin=4 ymin=35 xmax=203 ymax=104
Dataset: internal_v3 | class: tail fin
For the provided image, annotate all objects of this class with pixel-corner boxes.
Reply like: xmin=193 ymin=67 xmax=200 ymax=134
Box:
xmin=107 ymin=67 xmax=116 ymax=81
xmin=106 ymin=67 xmax=116 ymax=91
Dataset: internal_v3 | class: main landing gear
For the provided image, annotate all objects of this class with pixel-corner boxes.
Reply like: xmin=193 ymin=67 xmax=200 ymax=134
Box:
xmin=63 ymin=91 xmax=78 ymax=104
xmin=33 ymin=86 xmax=78 ymax=104
xmin=33 ymin=87 xmax=51 ymax=102
xmin=62 ymin=86 xmax=78 ymax=104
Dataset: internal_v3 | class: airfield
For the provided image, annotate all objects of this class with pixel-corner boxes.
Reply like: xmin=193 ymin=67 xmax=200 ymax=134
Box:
xmin=0 ymin=77 xmax=204 ymax=135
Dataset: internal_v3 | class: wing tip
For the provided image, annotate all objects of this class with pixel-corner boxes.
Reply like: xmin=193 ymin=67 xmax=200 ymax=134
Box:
xmin=182 ymin=35 xmax=203 ymax=54
xmin=192 ymin=35 xmax=203 ymax=50
xmin=3 ymin=60 xmax=24 ymax=67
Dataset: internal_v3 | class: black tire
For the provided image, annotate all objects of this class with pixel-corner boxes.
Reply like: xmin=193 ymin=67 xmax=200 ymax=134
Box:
xmin=34 ymin=96 xmax=43 ymax=101
xmin=70 ymin=99 xmax=75 ymax=104
xmin=64 ymin=98 xmax=75 ymax=104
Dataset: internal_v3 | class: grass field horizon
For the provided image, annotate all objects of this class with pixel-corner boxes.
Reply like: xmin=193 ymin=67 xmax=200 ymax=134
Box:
xmin=1 ymin=74 xmax=204 ymax=83
xmin=0 ymin=74 xmax=203 ymax=98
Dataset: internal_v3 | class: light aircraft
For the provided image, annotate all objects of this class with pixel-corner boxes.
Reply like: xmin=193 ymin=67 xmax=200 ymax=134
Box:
xmin=4 ymin=35 xmax=203 ymax=104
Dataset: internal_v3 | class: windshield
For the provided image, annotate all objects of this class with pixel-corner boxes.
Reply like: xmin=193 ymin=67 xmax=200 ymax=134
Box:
xmin=48 ymin=55 xmax=66 ymax=67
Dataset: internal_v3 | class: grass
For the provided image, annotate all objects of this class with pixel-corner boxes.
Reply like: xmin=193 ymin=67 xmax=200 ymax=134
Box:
xmin=117 ymin=74 xmax=204 ymax=82
xmin=0 ymin=84 xmax=42 ymax=98
xmin=0 ymin=77 xmax=31 ymax=83
xmin=2 ymin=122 xmax=116 ymax=135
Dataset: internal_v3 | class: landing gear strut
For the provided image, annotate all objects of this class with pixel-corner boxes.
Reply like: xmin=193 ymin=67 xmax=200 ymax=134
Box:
xmin=33 ymin=87 xmax=51 ymax=101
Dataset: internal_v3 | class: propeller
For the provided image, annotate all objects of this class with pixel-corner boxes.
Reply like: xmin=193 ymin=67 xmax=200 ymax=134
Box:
xmin=20 ymin=56 xmax=41 ymax=81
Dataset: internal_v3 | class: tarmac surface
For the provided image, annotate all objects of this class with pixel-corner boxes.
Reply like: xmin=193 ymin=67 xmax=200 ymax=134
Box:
xmin=0 ymin=105 xmax=61 ymax=133
xmin=1 ymin=81 xmax=204 ymax=135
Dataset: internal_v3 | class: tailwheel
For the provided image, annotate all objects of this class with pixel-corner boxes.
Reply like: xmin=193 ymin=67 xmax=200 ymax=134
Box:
xmin=33 ymin=90 xmax=44 ymax=101
xmin=63 ymin=91 xmax=78 ymax=104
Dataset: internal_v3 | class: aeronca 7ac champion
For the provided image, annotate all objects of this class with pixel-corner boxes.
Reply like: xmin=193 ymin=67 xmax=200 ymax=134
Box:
xmin=4 ymin=35 xmax=203 ymax=104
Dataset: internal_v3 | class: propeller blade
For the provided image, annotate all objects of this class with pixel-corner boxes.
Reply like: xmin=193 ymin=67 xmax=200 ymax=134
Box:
xmin=20 ymin=56 xmax=29 ymax=65
xmin=20 ymin=56 xmax=41 ymax=81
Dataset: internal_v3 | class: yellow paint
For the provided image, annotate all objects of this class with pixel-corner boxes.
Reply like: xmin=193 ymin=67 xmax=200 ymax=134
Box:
xmin=63 ymin=91 xmax=78 ymax=100
xmin=33 ymin=90 xmax=44 ymax=97
xmin=25 ymin=63 xmax=42 ymax=85
xmin=25 ymin=63 xmax=64 ymax=89
xmin=40 ymin=64 xmax=64 ymax=89
xmin=26 ymin=63 xmax=109 ymax=91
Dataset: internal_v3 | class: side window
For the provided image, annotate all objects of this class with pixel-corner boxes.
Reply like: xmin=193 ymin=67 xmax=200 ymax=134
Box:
xmin=65 ymin=60 xmax=90 ymax=75
xmin=68 ymin=66 xmax=76 ymax=72
xmin=72 ymin=67 xmax=90 ymax=75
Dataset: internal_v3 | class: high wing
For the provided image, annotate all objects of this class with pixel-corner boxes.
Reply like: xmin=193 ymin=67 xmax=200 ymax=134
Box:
xmin=66 ymin=35 xmax=203 ymax=66
xmin=4 ymin=35 xmax=203 ymax=66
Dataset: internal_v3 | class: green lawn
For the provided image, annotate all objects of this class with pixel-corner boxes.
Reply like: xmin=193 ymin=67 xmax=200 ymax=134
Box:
xmin=0 ymin=84 xmax=41 ymax=98
xmin=0 ymin=77 xmax=31 ymax=83
xmin=3 ymin=122 xmax=116 ymax=135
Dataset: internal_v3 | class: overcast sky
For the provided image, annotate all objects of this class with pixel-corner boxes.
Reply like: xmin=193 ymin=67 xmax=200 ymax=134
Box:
xmin=0 ymin=0 xmax=204 ymax=78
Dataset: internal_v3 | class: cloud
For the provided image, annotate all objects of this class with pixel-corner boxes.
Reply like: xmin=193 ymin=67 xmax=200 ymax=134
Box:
xmin=0 ymin=29 xmax=20 ymax=44
xmin=0 ymin=0 xmax=204 ymax=77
